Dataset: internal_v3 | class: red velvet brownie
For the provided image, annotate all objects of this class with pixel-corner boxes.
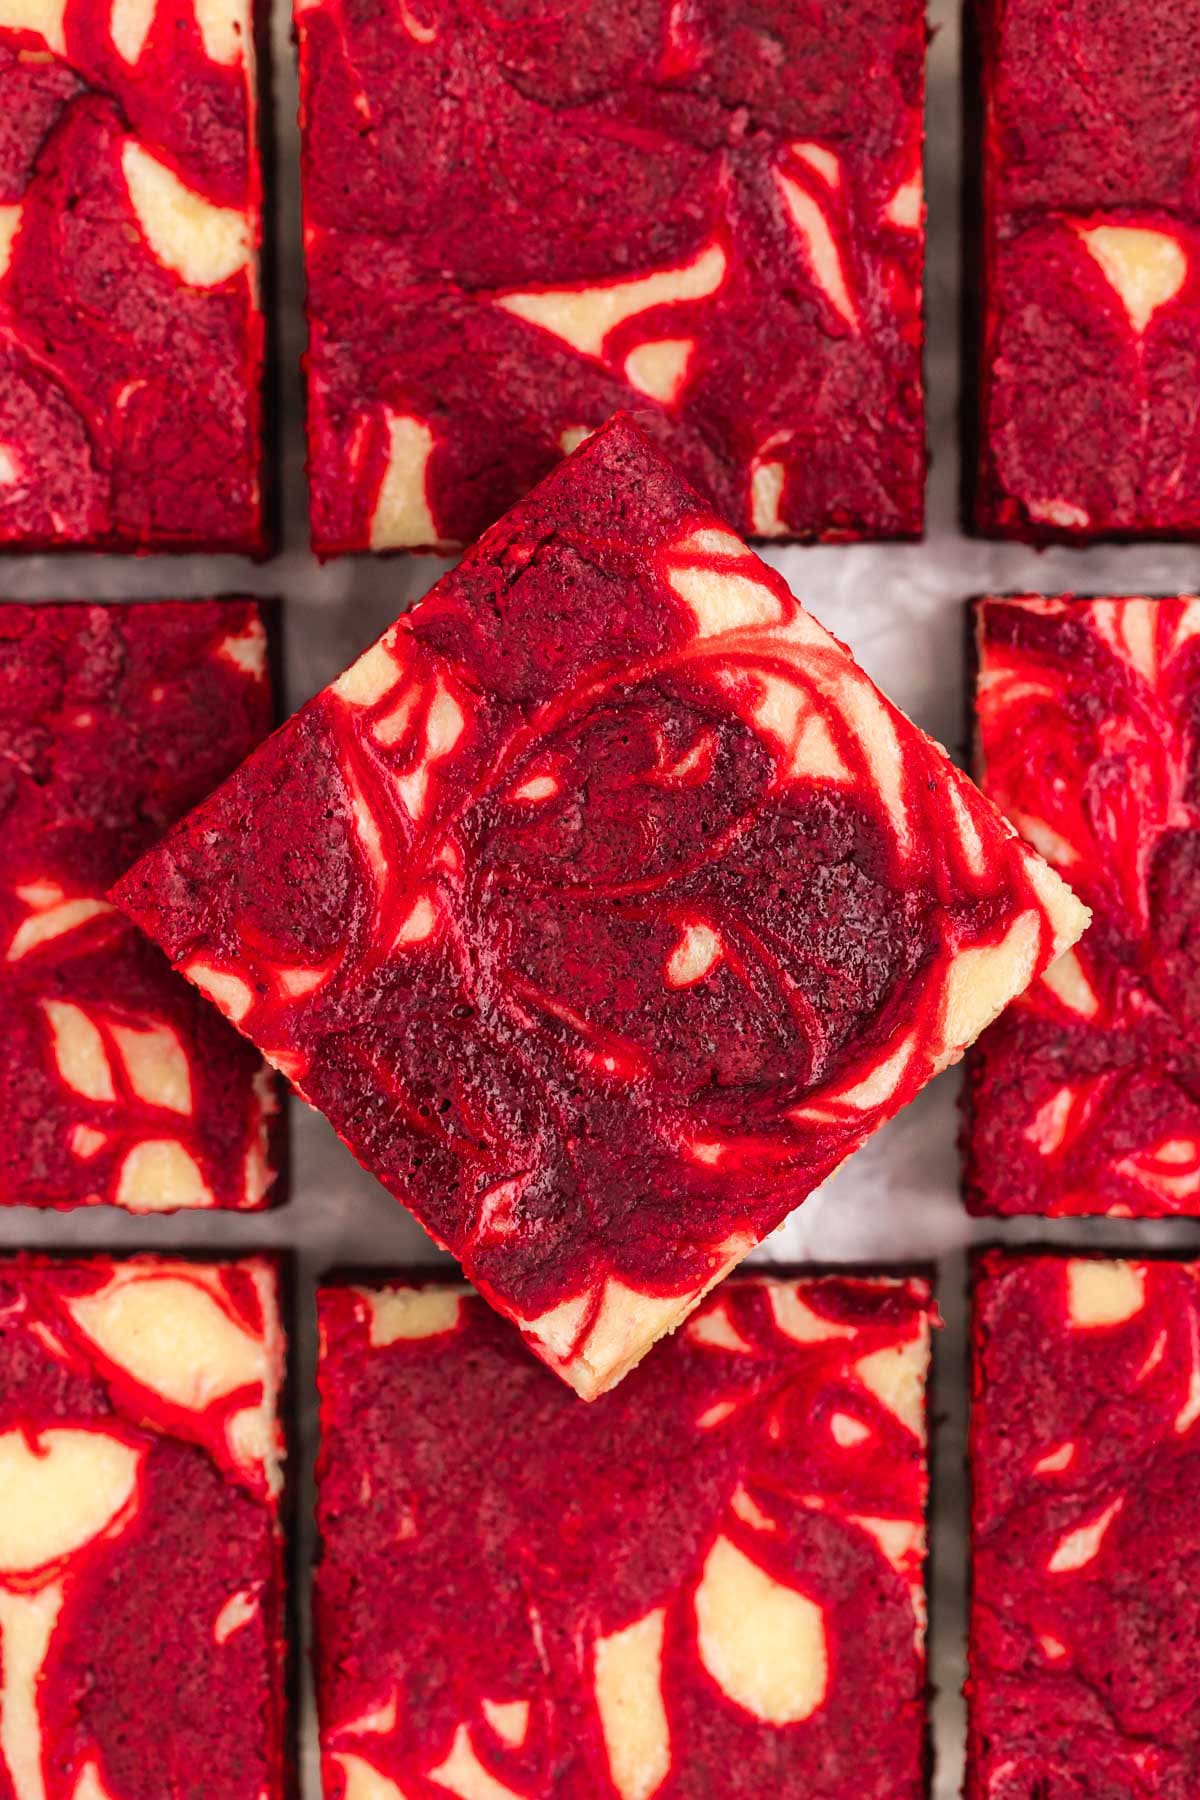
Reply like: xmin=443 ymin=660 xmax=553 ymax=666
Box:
xmin=0 ymin=1253 xmax=287 ymax=1800
xmin=296 ymin=0 xmax=927 ymax=553
xmin=0 ymin=600 xmax=279 ymax=1212
xmin=968 ymin=1252 xmax=1200 ymax=1796
xmin=964 ymin=595 xmax=1200 ymax=1216
xmin=972 ymin=0 xmax=1200 ymax=540
xmin=0 ymin=0 xmax=265 ymax=551
xmin=316 ymin=1273 xmax=934 ymax=1800
xmin=113 ymin=418 xmax=1086 ymax=1395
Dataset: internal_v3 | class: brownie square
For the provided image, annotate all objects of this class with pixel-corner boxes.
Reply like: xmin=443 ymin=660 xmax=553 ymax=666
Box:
xmin=971 ymin=0 xmax=1200 ymax=540
xmin=316 ymin=1273 xmax=934 ymax=1799
xmin=968 ymin=1251 xmax=1200 ymax=1794
xmin=0 ymin=1253 xmax=287 ymax=1799
xmin=0 ymin=1 xmax=266 ymax=551
xmin=113 ymin=418 xmax=1082 ymax=1393
xmin=0 ymin=600 xmax=280 ymax=1211
xmin=296 ymin=0 xmax=927 ymax=553
xmin=964 ymin=595 xmax=1200 ymax=1216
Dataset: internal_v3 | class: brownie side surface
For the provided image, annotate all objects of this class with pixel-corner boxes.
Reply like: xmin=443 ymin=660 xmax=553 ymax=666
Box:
xmin=0 ymin=600 xmax=280 ymax=1212
xmin=316 ymin=1273 xmax=934 ymax=1799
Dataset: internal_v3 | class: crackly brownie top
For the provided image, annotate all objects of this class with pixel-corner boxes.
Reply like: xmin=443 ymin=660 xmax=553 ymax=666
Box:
xmin=317 ymin=1274 xmax=933 ymax=1800
xmin=976 ymin=0 xmax=1200 ymax=542
xmin=978 ymin=214 xmax=1200 ymax=540
xmin=0 ymin=602 xmax=276 ymax=1212
xmin=971 ymin=1253 xmax=1200 ymax=1796
xmin=298 ymin=0 xmax=925 ymax=548
xmin=114 ymin=418 xmax=1083 ymax=1391
xmin=982 ymin=0 xmax=1200 ymax=214
xmin=0 ymin=601 xmax=271 ymax=892
xmin=0 ymin=1255 xmax=285 ymax=1800
xmin=0 ymin=0 xmax=262 ymax=547
xmin=968 ymin=596 xmax=1200 ymax=1215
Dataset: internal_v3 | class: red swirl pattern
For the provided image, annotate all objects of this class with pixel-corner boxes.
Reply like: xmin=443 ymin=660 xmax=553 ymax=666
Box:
xmin=977 ymin=216 xmax=1200 ymax=541
xmin=297 ymin=0 xmax=925 ymax=551
xmin=973 ymin=0 xmax=1200 ymax=540
xmin=0 ymin=0 xmax=264 ymax=551
xmin=114 ymin=418 xmax=1084 ymax=1393
xmin=0 ymin=602 xmax=279 ymax=1213
xmin=970 ymin=1253 xmax=1200 ymax=1796
xmin=0 ymin=1254 xmax=286 ymax=1800
xmin=966 ymin=595 xmax=1200 ymax=1216
xmin=317 ymin=1274 xmax=934 ymax=1800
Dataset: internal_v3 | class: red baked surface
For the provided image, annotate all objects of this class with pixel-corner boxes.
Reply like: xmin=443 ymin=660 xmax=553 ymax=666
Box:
xmin=973 ymin=0 xmax=1200 ymax=540
xmin=316 ymin=1274 xmax=933 ymax=1800
xmin=964 ymin=596 xmax=1200 ymax=1216
xmin=296 ymin=0 xmax=926 ymax=554
xmin=0 ymin=601 xmax=279 ymax=1212
xmin=112 ymin=418 xmax=1079 ymax=1390
xmin=968 ymin=1252 xmax=1200 ymax=1796
xmin=0 ymin=1 xmax=265 ymax=552
xmin=0 ymin=1254 xmax=287 ymax=1800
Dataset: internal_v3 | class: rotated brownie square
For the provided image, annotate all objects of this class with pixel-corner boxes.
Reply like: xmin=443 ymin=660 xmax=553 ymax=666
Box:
xmin=114 ymin=419 xmax=1084 ymax=1392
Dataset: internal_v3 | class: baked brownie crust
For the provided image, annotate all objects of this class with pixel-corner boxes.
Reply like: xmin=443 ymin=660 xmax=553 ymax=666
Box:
xmin=114 ymin=419 xmax=1085 ymax=1393
xmin=0 ymin=0 xmax=265 ymax=551
xmin=971 ymin=0 xmax=1200 ymax=541
xmin=0 ymin=601 xmax=279 ymax=1212
xmin=317 ymin=1273 xmax=933 ymax=1799
xmin=965 ymin=595 xmax=1200 ymax=1216
xmin=297 ymin=0 xmax=926 ymax=552
xmin=969 ymin=1252 xmax=1200 ymax=1795
xmin=0 ymin=1254 xmax=287 ymax=1800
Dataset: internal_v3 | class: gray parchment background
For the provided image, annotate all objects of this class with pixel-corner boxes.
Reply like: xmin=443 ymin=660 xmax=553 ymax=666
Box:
xmin=3 ymin=3 xmax=1199 ymax=1792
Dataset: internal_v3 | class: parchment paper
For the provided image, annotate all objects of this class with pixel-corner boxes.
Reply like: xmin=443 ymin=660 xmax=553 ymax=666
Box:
xmin=4 ymin=3 xmax=1199 ymax=1791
